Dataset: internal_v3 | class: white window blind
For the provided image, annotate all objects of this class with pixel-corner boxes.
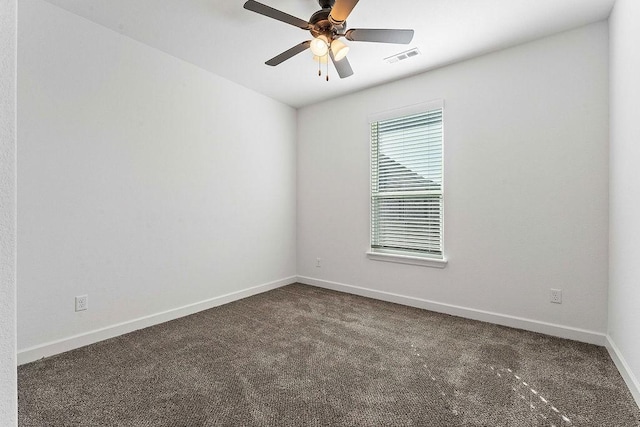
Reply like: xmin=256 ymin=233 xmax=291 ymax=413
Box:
xmin=370 ymin=107 xmax=443 ymax=258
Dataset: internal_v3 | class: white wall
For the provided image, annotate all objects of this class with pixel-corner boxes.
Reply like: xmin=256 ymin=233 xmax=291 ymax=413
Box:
xmin=17 ymin=0 xmax=297 ymax=357
xmin=608 ymin=0 xmax=640 ymax=404
xmin=298 ymin=22 xmax=610 ymax=341
xmin=0 ymin=0 xmax=17 ymax=423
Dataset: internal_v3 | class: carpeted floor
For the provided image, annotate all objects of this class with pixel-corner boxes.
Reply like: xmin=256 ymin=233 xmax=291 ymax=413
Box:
xmin=18 ymin=283 xmax=640 ymax=426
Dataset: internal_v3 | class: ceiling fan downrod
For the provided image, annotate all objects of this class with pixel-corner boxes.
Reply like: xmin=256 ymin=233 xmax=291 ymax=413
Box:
xmin=318 ymin=0 xmax=335 ymax=9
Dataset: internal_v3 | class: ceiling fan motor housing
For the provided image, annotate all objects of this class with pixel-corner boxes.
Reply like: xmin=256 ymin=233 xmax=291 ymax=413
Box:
xmin=309 ymin=8 xmax=345 ymax=40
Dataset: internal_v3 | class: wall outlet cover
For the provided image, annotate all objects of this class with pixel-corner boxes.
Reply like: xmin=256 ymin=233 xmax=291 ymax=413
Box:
xmin=75 ymin=295 xmax=88 ymax=311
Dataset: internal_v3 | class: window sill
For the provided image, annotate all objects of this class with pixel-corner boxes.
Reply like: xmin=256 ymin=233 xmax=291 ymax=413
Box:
xmin=366 ymin=251 xmax=448 ymax=268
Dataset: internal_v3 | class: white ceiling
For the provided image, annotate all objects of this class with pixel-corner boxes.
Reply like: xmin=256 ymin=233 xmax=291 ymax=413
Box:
xmin=42 ymin=0 xmax=615 ymax=108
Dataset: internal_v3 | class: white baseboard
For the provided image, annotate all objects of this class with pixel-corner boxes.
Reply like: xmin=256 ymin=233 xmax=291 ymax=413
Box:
xmin=605 ymin=335 xmax=640 ymax=408
xmin=18 ymin=276 xmax=296 ymax=365
xmin=297 ymin=276 xmax=606 ymax=346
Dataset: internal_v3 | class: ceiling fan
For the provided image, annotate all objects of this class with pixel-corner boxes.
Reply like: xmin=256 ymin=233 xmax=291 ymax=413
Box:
xmin=243 ymin=0 xmax=415 ymax=79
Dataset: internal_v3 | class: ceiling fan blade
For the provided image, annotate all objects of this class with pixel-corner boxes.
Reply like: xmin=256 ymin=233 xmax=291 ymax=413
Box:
xmin=243 ymin=0 xmax=311 ymax=30
xmin=329 ymin=0 xmax=360 ymax=24
xmin=265 ymin=41 xmax=311 ymax=66
xmin=345 ymin=29 xmax=414 ymax=44
xmin=330 ymin=50 xmax=354 ymax=79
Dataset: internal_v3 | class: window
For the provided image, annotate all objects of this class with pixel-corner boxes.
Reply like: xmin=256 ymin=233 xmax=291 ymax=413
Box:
xmin=368 ymin=101 xmax=446 ymax=267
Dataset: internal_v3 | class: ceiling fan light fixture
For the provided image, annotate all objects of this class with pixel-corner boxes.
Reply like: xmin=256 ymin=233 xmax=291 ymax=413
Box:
xmin=310 ymin=35 xmax=329 ymax=56
xmin=330 ymin=39 xmax=350 ymax=61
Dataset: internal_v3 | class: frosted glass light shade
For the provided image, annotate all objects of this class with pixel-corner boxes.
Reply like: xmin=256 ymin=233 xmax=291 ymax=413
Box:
xmin=331 ymin=39 xmax=349 ymax=61
xmin=313 ymin=55 xmax=329 ymax=64
xmin=310 ymin=35 xmax=329 ymax=56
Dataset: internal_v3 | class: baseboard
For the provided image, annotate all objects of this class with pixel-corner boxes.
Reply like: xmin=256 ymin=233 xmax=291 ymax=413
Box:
xmin=605 ymin=336 xmax=640 ymax=408
xmin=18 ymin=276 xmax=296 ymax=365
xmin=297 ymin=276 xmax=606 ymax=346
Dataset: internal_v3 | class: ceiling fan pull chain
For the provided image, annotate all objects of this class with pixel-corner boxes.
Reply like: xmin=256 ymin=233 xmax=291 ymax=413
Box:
xmin=326 ymin=55 xmax=329 ymax=81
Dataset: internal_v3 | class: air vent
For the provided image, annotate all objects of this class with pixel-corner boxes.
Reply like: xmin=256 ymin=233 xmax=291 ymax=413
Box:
xmin=384 ymin=48 xmax=420 ymax=64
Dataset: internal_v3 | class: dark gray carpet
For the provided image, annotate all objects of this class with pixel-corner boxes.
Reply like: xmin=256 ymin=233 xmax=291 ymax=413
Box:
xmin=18 ymin=284 xmax=640 ymax=426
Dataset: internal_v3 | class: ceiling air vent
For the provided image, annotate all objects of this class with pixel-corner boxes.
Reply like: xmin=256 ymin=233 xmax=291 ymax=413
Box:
xmin=384 ymin=48 xmax=420 ymax=64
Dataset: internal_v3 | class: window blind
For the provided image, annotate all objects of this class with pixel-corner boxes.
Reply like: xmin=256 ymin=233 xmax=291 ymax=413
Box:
xmin=371 ymin=108 xmax=443 ymax=257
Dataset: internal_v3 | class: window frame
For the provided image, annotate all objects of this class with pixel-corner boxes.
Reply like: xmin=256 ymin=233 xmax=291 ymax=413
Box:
xmin=367 ymin=100 xmax=447 ymax=268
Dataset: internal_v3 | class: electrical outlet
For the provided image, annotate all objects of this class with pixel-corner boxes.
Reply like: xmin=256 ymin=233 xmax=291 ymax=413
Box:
xmin=550 ymin=289 xmax=562 ymax=304
xmin=75 ymin=295 xmax=88 ymax=312
xmin=316 ymin=258 xmax=322 ymax=268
